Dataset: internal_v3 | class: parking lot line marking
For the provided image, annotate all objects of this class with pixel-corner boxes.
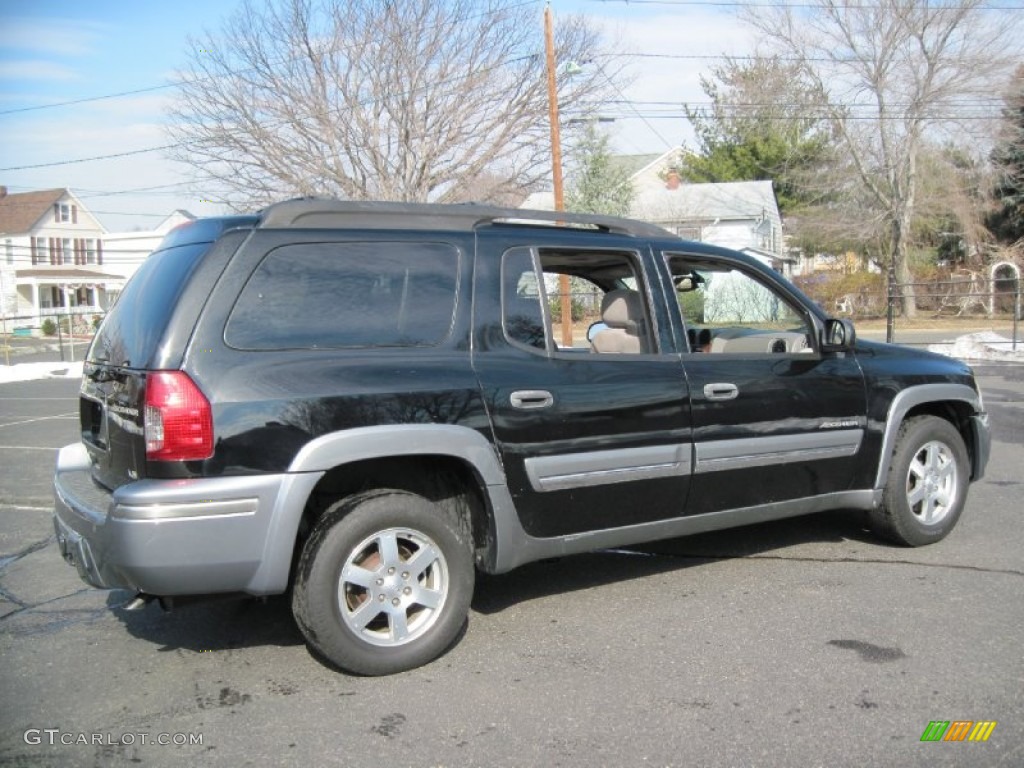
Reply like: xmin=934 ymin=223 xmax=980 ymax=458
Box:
xmin=0 ymin=445 xmax=58 ymax=451
xmin=0 ymin=413 xmax=76 ymax=428
xmin=0 ymin=397 xmax=78 ymax=401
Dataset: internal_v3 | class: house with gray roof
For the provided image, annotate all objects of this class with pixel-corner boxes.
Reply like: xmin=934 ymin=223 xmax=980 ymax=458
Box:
xmin=523 ymin=148 xmax=791 ymax=274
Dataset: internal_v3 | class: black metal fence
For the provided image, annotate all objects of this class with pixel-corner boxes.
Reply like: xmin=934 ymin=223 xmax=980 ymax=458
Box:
xmin=883 ymin=271 xmax=1020 ymax=350
xmin=0 ymin=309 xmax=102 ymax=365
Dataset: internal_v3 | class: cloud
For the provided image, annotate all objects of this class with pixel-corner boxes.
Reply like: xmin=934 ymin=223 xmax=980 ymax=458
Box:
xmin=586 ymin=8 xmax=757 ymax=154
xmin=0 ymin=59 xmax=82 ymax=82
xmin=0 ymin=17 xmax=110 ymax=57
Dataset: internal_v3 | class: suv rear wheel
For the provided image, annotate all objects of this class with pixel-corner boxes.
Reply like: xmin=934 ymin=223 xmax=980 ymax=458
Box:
xmin=292 ymin=490 xmax=474 ymax=675
xmin=872 ymin=415 xmax=969 ymax=546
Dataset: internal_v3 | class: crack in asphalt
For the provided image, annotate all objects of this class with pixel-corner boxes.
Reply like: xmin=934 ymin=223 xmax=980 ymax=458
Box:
xmin=0 ymin=534 xmax=56 ymax=572
xmin=0 ymin=586 xmax=98 ymax=623
xmin=0 ymin=584 xmax=30 ymax=608
xmin=0 ymin=534 xmax=98 ymax=619
xmin=620 ymin=549 xmax=1024 ymax=578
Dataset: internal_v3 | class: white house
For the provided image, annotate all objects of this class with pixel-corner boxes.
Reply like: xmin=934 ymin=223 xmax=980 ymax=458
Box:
xmin=0 ymin=186 xmax=124 ymax=330
xmin=523 ymin=148 xmax=792 ymax=274
xmin=103 ymin=210 xmax=195 ymax=280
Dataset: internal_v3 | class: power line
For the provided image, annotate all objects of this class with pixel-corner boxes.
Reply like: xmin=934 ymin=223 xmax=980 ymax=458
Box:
xmin=75 ymin=181 xmax=198 ymax=198
xmin=588 ymin=59 xmax=678 ymax=152
xmin=1 ymin=183 xmax=199 ymax=201
xmin=2 ymin=42 xmax=545 ymax=174
xmin=586 ymin=0 xmax=1023 ymax=9
xmin=588 ymin=111 xmax=1008 ymax=120
xmin=0 ymin=0 xmax=544 ymax=118
xmin=0 ymin=145 xmax=180 ymax=173
xmin=0 ymin=83 xmax=180 ymax=117
xmin=1 ymin=244 xmax=164 ymax=257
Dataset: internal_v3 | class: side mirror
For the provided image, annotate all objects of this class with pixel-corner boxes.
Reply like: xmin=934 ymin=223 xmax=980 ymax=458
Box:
xmin=822 ymin=318 xmax=856 ymax=350
xmin=673 ymin=273 xmax=705 ymax=293
xmin=586 ymin=321 xmax=609 ymax=343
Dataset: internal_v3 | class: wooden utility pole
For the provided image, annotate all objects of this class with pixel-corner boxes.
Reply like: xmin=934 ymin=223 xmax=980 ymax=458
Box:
xmin=544 ymin=3 xmax=573 ymax=348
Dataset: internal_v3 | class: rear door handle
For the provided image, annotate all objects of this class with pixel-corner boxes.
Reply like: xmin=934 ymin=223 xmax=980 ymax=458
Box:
xmin=510 ymin=390 xmax=554 ymax=409
xmin=703 ymin=383 xmax=739 ymax=401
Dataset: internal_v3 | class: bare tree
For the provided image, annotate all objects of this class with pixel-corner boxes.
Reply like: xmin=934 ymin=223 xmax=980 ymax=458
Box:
xmin=167 ymin=0 xmax=613 ymax=209
xmin=744 ymin=0 xmax=1020 ymax=316
xmin=915 ymin=143 xmax=992 ymax=266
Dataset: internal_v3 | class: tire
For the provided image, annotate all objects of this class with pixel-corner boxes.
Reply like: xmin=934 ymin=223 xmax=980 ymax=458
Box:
xmin=292 ymin=489 xmax=474 ymax=676
xmin=871 ymin=415 xmax=970 ymax=547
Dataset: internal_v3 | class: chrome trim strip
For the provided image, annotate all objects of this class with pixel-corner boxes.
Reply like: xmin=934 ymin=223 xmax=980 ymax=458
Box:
xmin=694 ymin=429 xmax=862 ymax=474
xmin=524 ymin=444 xmax=692 ymax=492
xmin=114 ymin=498 xmax=258 ymax=521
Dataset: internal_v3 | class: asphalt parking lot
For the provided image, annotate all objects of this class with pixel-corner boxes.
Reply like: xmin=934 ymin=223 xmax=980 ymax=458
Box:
xmin=0 ymin=363 xmax=1022 ymax=767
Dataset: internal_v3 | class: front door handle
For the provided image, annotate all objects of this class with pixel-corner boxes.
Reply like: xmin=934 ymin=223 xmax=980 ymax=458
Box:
xmin=510 ymin=390 xmax=554 ymax=410
xmin=703 ymin=383 xmax=739 ymax=401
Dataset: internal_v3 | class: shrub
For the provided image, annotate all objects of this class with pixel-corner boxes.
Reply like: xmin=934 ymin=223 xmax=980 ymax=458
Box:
xmin=548 ymin=297 xmax=587 ymax=323
xmin=677 ymin=290 xmax=705 ymax=325
xmin=794 ymin=271 xmax=885 ymax=318
xmin=41 ymin=318 xmax=57 ymax=336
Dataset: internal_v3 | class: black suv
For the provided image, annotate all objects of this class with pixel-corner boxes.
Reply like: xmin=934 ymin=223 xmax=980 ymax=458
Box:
xmin=54 ymin=200 xmax=991 ymax=675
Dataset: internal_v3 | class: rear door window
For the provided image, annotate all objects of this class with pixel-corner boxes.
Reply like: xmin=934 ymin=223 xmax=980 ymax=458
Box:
xmin=225 ymin=241 xmax=459 ymax=349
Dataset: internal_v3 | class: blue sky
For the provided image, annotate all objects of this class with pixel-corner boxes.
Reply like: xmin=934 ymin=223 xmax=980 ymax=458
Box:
xmin=0 ymin=1 xmax=757 ymax=230
xmin=0 ymin=0 xmax=263 ymax=229
xmin=0 ymin=0 xmax=765 ymax=230
xmin=18 ymin=0 xmax=1024 ymax=234
xmin=3 ymin=1 xmax=1021 ymax=233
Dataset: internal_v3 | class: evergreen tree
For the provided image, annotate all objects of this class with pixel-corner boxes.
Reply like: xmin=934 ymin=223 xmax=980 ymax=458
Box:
xmin=565 ymin=122 xmax=634 ymax=217
xmin=988 ymin=66 xmax=1024 ymax=243
xmin=681 ymin=57 xmax=834 ymax=214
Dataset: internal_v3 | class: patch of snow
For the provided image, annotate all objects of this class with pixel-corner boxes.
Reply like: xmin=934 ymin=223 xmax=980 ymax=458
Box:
xmin=0 ymin=361 xmax=84 ymax=384
xmin=927 ymin=332 xmax=1024 ymax=362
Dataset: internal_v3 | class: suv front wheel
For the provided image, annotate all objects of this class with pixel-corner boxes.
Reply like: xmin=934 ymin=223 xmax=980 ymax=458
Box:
xmin=873 ymin=415 xmax=970 ymax=547
xmin=292 ymin=490 xmax=474 ymax=675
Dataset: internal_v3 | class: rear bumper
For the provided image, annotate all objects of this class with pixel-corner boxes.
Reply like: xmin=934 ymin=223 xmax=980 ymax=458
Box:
xmin=53 ymin=443 xmax=321 ymax=596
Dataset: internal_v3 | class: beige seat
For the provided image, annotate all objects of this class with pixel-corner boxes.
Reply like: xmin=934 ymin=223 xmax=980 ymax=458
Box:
xmin=591 ymin=289 xmax=647 ymax=353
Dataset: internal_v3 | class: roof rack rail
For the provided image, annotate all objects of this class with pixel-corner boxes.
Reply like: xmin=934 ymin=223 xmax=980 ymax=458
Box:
xmin=257 ymin=199 xmax=676 ymax=239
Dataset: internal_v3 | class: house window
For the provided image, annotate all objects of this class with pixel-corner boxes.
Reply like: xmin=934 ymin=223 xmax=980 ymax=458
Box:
xmin=57 ymin=203 xmax=72 ymax=222
xmin=61 ymin=238 xmax=72 ymax=266
xmin=676 ymin=226 xmax=701 ymax=241
xmin=32 ymin=238 xmax=46 ymax=265
xmin=85 ymin=239 xmax=97 ymax=265
xmin=4 ymin=239 xmax=11 ymax=265
xmin=74 ymin=287 xmax=94 ymax=306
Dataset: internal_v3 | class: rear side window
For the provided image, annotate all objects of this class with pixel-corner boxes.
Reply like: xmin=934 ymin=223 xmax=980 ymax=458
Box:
xmin=225 ymin=242 xmax=459 ymax=350
xmin=89 ymin=243 xmax=208 ymax=368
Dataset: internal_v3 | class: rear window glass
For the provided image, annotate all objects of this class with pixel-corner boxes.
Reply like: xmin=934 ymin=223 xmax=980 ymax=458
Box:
xmin=88 ymin=243 xmax=207 ymax=368
xmin=225 ymin=242 xmax=459 ymax=350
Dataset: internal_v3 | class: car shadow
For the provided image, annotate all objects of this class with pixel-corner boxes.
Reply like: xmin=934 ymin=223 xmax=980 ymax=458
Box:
xmin=472 ymin=509 xmax=878 ymax=614
xmin=109 ymin=591 xmax=305 ymax=654
xmin=109 ymin=509 xmax=878 ymax=654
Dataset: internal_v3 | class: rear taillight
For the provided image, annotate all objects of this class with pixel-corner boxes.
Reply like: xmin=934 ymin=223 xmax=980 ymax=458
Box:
xmin=144 ymin=371 xmax=213 ymax=461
